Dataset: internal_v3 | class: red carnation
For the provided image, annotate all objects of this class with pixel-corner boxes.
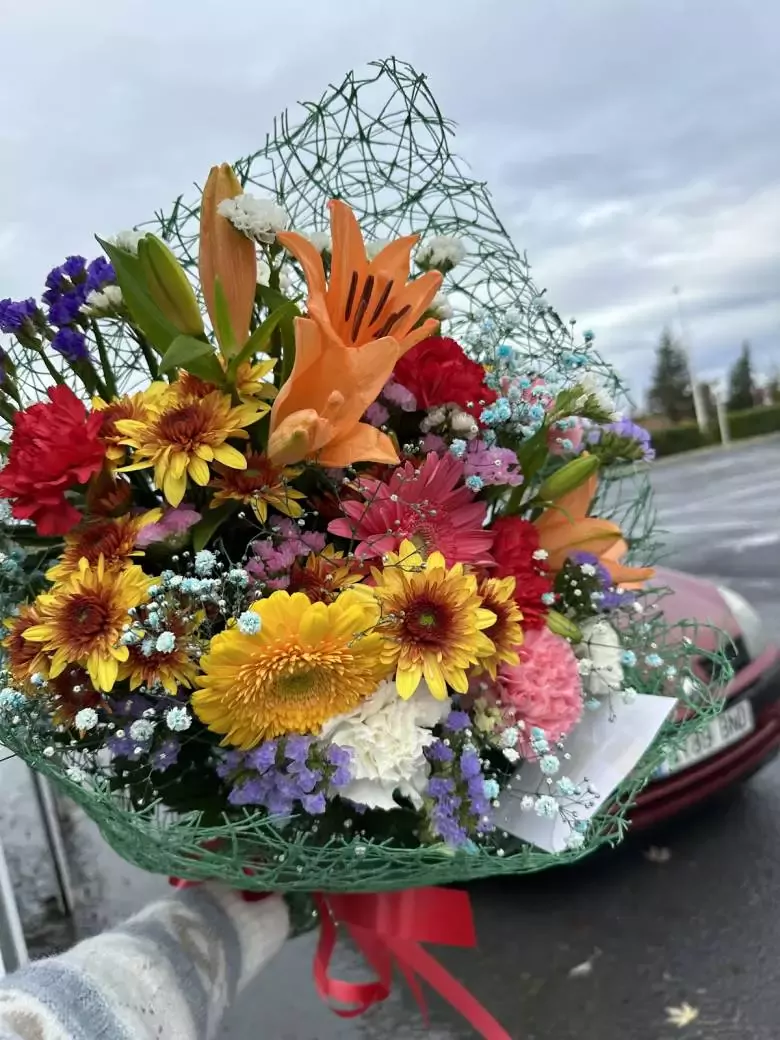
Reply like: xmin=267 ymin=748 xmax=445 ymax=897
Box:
xmin=491 ymin=515 xmax=554 ymax=630
xmin=0 ymin=385 xmax=107 ymax=536
xmin=393 ymin=336 xmax=497 ymax=418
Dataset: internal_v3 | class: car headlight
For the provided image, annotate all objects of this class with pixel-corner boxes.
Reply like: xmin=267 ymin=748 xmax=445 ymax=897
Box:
xmin=717 ymin=585 xmax=768 ymax=661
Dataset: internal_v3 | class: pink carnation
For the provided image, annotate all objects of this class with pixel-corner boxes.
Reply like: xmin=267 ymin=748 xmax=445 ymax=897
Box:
xmin=498 ymin=627 xmax=583 ymax=753
xmin=328 ymin=451 xmax=494 ymax=567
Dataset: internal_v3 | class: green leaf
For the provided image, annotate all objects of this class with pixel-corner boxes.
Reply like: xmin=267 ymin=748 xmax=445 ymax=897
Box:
xmin=97 ymin=236 xmax=180 ymax=354
xmin=212 ymin=277 xmax=238 ymax=358
xmin=158 ymin=336 xmax=224 ymax=385
xmin=191 ymin=502 xmax=238 ymax=553
xmin=228 ymin=299 xmax=299 ymax=378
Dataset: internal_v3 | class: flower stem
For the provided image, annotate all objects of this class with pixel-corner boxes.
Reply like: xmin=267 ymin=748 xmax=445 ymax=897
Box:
xmin=91 ymin=320 xmax=118 ymax=399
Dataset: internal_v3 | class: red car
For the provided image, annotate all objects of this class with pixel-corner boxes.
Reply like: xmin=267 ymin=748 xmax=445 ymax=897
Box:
xmin=631 ymin=566 xmax=780 ymax=829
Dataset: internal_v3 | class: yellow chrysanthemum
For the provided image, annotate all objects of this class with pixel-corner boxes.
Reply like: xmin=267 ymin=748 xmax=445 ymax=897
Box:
xmin=3 ymin=604 xmax=50 ymax=687
xmin=119 ymin=610 xmax=203 ymax=696
xmin=476 ymin=576 xmax=524 ymax=679
xmin=116 ymin=384 xmax=263 ymax=506
xmin=193 ymin=588 xmax=392 ymax=748
xmin=46 ymin=510 xmax=161 ymax=583
xmin=209 ymin=450 xmax=304 ymax=523
xmin=93 ymin=390 xmax=158 ymax=467
xmin=23 ymin=556 xmax=152 ymax=692
xmin=234 ymin=358 xmax=277 ymax=407
xmin=372 ymin=540 xmax=497 ymax=700
xmin=289 ymin=545 xmax=367 ymax=604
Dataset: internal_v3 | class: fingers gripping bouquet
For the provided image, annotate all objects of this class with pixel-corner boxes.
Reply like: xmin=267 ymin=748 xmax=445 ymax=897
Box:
xmin=0 ymin=62 xmax=721 ymax=1036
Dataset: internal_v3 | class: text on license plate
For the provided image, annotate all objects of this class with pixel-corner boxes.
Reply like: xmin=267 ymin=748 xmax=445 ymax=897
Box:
xmin=658 ymin=700 xmax=755 ymax=777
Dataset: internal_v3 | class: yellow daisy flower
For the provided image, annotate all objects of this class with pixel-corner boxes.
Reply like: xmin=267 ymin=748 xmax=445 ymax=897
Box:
xmin=234 ymin=358 xmax=277 ymax=407
xmin=209 ymin=450 xmax=304 ymax=523
xmin=3 ymin=604 xmax=50 ymax=687
xmin=193 ymin=588 xmax=391 ymax=748
xmin=476 ymin=576 xmax=524 ymax=679
xmin=45 ymin=510 xmax=161 ymax=583
xmin=93 ymin=389 xmax=159 ymax=467
xmin=115 ymin=384 xmax=263 ymax=507
xmin=119 ymin=610 xmax=202 ymax=696
xmin=372 ymin=540 xmax=496 ymax=700
xmin=22 ymin=556 xmax=152 ymax=692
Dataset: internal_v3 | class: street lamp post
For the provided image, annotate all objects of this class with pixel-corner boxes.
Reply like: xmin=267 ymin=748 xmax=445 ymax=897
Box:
xmin=672 ymin=286 xmax=708 ymax=433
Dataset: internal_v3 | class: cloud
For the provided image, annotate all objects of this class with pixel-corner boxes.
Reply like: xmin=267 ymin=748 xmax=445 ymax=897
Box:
xmin=1 ymin=0 xmax=778 ymax=399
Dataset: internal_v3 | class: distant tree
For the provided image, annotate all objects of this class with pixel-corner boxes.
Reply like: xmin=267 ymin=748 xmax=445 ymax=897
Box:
xmin=727 ymin=341 xmax=756 ymax=411
xmin=766 ymin=367 xmax=780 ymax=404
xmin=647 ymin=328 xmax=694 ymax=422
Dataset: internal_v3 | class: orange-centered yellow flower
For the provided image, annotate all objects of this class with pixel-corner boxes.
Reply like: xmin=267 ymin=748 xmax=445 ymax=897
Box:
xmin=371 ymin=540 xmax=497 ymax=700
xmin=534 ymin=473 xmax=654 ymax=589
xmin=3 ymin=604 xmax=50 ymax=687
xmin=93 ymin=391 xmax=154 ymax=467
xmin=277 ymin=199 xmax=442 ymax=355
xmin=209 ymin=450 xmax=304 ymax=523
xmin=23 ymin=556 xmax=152 ymax=692
xmin=46 ymin=510 xmax=161 ymax=583
xmin=476 ymin=576 xmax=524 ymax=679
xmin=268 ymin=317 xmax=401 ymax=467
xmin=192 ymin=588 xmax=392 ymax=748
xmin=116 ymin=384 xmax=263 ymax=506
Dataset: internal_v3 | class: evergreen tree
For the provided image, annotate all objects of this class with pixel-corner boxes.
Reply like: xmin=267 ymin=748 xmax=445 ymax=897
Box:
xmin=647 ymin=328 xmax=694 ymax=422
xmin=727 ymin=341 xmax=755 ymax=411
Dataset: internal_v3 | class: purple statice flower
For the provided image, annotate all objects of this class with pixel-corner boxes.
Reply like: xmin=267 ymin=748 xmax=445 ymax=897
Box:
xmin=599 ymin=587 xmax=637 ymax=611
xmin=287 ymin=764 xmax=321 ymax=794
xmin=444 ymin=710 xmax=471 ymax=733
xmin=48 ymin=292 xmax=86 ymax=327
xmin=588 ymin=418 xmax=655 ymax=462
xmin=426 ymin=740 xmax=454 ymax=763
xmin=110 ymin=693 xmax=151 ymax=720
xmin=0 ymin=297 xmax=38 ymax=334
xmin=216 ymin=749 xmax=245 ymax=779
xmin=459 ymin=748 xmax=482 ymax=779
xmin=421 ymin=433 xmax=447 ymax=454
xmin=302 ymin=791 xmax=327 ymax=814
xmin=427 ymin=776 xmax=467 ymax=846
xmin=285 ymin=734 xmax=314 ymax=762
xmin=85 ymin=257 xmax=115 ymax=292
xmin=463 ymin=441 xmax=523 ymax=487
xmin=246 ymin=739 xmax=279 ymax=772
xmin=570 ymin=551 xmax=612 ymax=589
xmin=229 ymin=775 xmax=272 ymax=806
xmin=151 ymin=738 xmax=180 ymax=771
xmin=135 ymin=507 xmax=202 ymax=548
xmin=326 ymin=744 xmax=353 ymax=788
xmin=365 ymin=400 xmax=390 ymax=427
xmin=382 ymin=376 xmax=417 ymax=411
xmin=107 ymin=735 xmax=137 ymax=759
xmin=571 ymin=550 xmax=637 ymax=612
xmin=62 ymin=255 xmax=87 ymax=280
xmin=51 ymin=327 xmax=89 ymax=363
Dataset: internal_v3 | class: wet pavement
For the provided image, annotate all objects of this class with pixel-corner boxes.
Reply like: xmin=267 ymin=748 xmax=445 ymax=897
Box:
xmin=2 ymin=435 xmax=779 ymax=1038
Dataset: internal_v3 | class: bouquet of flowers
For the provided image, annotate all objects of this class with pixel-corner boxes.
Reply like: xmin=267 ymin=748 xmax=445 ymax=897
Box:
xmin=0 ymin=60 xmax=723 ymax=1035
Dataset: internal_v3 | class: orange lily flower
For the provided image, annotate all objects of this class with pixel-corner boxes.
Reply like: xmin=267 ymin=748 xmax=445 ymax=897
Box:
xmin=534 ymin=474 xmax=654 ymax=589
xmin=268 ymin=317 xmax=401 ymax=467
xmin=276 ymin=200 xmax=443 ymax=355
xmin=199 ymin=163 xmax=257 ymax=349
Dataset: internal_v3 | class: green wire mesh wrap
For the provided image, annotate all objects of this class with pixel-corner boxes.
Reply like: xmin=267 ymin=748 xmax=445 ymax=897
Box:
xmin=0 ymin=58 xmax=728 ymax=890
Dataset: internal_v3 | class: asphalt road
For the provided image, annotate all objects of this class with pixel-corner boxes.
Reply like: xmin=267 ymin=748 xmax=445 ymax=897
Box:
xmin=2 ymin=436 xmax=779 ymax=1039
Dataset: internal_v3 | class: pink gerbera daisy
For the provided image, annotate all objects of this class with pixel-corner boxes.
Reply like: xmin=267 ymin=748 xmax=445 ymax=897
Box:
xmin=328 ymin=451 xmax=494 ymax=566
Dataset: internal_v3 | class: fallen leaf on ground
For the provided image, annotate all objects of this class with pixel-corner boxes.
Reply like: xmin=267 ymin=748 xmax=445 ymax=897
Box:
xmin=665 ymin=1002 xmax=699 ymax=1028
xmin=568 ymin=948 xmax=601 ymax=978
xmin=644 ymin=845 xmax=672 ymax=863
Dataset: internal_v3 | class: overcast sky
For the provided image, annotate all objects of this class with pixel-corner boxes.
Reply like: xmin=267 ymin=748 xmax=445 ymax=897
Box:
xmin=1 ymin=0 xmax=778 ymax=399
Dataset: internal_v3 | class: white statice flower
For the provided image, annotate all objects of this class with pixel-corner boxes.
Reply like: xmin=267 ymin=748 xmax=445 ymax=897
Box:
xmin=257 ymin=257 xmax=294 ymax=293
xmin=416 ymin=234 xmax=466 ymax=272
xmin=430 ymin=292 xmax=453 ymax=320
xmin=303 ymin=230 xmax=331 ymax=254
xmin=218 ymin=193 xmax=289 ymax=244
xmin=364 ymin=238 xmax=392 ymax=261
xmin=321 ymin=678 xmax=449 ymax=811
xmin=80 ymin=284 xmax=123 ymax=316
xmin=111 ymin=229 xmax=146 ymax=255
xmin=575 ymin=618 xmax=625 ymax=697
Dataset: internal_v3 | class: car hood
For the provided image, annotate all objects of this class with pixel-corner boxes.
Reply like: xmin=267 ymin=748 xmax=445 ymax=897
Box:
xmin=651 ymin=566 xmax=738 ymax=646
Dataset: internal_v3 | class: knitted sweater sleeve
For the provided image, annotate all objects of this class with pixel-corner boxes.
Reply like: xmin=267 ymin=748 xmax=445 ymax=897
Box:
xmin=0 ymin=886 xmax=289 ymax=1040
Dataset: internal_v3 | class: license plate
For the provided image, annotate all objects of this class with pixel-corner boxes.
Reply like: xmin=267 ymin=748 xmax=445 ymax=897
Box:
xmin=656 ymin=700 xmax=755 ymax=778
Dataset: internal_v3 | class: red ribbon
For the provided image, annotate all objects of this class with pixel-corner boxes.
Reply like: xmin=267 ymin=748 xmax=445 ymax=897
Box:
xmin=170 ymin=877 xmax=509 ymax=1038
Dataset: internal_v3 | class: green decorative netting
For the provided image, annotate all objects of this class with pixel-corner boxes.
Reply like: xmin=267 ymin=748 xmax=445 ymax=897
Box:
xmin=0 ymin=58 xmax=728 ymax=890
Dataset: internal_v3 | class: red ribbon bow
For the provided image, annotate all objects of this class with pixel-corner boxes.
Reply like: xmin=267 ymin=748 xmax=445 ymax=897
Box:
xmin=170 ymin=877 xmax=509 ymax=1038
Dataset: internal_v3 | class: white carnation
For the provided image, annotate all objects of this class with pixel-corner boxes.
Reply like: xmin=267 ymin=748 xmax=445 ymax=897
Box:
xmin=111 ymin=229 xmax=146 ymax=255
xmin=430 ymin=292 xmax=453 ymax=320
xmin=218 ymin=193 xmax=289 ymax=244
xmin=256 ymin=258 xmax=271 ymax=286
xmin=81 ymin=284 xmax=123 ymax=316
xmin=321 ymin=679 xmax=448 ymax=811
xmin=416 ymin=234 xmax=466 ymax=272
xmin=257 ymin=257 xmax=293 ymax=292
xmin=575 ymin=618 xmax=624 ymax=696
